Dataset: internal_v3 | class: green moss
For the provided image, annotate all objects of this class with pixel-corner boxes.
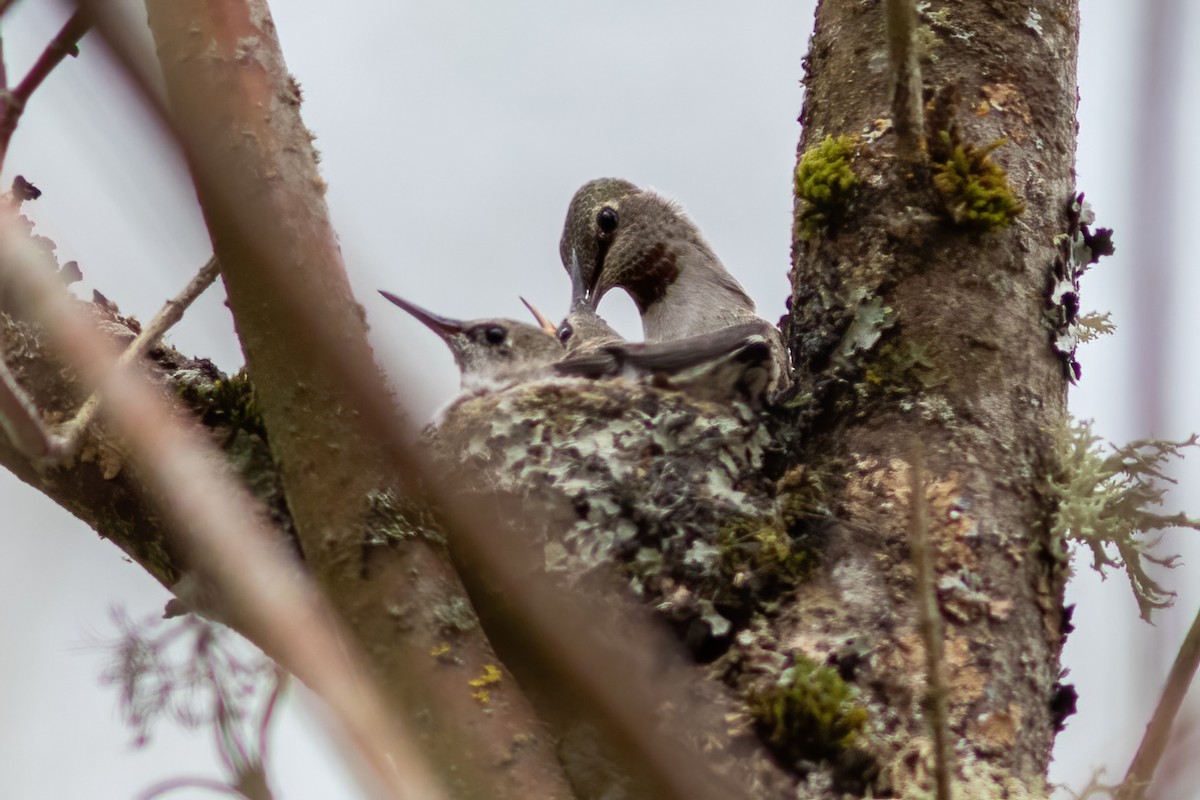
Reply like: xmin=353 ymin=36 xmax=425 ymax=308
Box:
xmin=717 ymin=517 xmax=806 ymax=586
xmin=174 ymin=367 xmax=264 ymax=435
xmin=748 ymin=655 xmax=870 ymax=762
xmin=795 ymin=134 xmax=859 ymax=240
xmin=931 ymin=131 xmax=1024 ymax=231
xmin=777 ymin=463 xmax=835 ymax=530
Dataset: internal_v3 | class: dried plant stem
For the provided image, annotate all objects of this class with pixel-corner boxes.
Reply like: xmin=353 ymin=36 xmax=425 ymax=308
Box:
xmin=910 ymin=445 xmax=953 ymax=800
xmin=1116 ymin=604 xmax=1200 ymax=800
xmin=0 ymin=218 xmax=449 ymax=800
xmin=55 ymin=255 xmax=220 ymax=457
xmin=884 ymin=0 xmax=925 ymax=161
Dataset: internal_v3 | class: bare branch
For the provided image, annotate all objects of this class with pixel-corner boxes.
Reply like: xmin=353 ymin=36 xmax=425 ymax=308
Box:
xmin=0 ymin=10 xmax=92 ymax=171
xmin=1116 ymin=605 xmax=1200 ymax=800
xmin=55 ymin=255 xmax=220 ymax=458
xmin=0 ymin=215 xmax=450 ymax=800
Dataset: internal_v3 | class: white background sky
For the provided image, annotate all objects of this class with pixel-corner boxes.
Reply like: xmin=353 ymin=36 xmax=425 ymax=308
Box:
xmin=1 ymin=1 xmax=1198 ymax=798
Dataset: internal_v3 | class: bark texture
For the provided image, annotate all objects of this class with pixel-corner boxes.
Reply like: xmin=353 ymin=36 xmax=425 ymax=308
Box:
xmin=782 ymin=0 xmax=1079 ymax=794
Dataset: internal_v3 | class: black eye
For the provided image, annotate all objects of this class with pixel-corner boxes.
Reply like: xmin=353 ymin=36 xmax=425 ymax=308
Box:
xmin=596 ymin=206 xmax=618 ymax=234
xmin=557 ymin=321 xmax=574 ymax=344
xmin=484 ymin=326 xmax=506 ymax=344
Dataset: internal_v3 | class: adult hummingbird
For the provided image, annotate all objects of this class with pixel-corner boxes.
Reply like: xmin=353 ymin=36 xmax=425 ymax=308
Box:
xmin=558 ymin=178 xmax=791 ymax=392
xmin=521 ymin=280 xmax=774 ymax=407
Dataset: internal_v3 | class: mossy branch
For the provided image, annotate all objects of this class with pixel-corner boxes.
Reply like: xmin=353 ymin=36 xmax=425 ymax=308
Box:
xmin=1049 ymin=419 xmax=1200 ymax=621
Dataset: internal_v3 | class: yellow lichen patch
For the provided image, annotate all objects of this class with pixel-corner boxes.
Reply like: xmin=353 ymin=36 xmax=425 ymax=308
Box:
xmin=972 ymin=705 xmax=1022 ymax=755
xmin=469 ymin=664 xmax=503 ymax=705
xmin=888 ymin=632 xmax=936 ymax=698
xmin=923 ymin=471 xmax=978 ymax=573
xmin=841 ymin=457 xmax=978 ymax=572
xmin=943 ymin=633 xmax=985 ymax=708
xmin=429 ymin=642 xmax=451 ymax=658
xmin=977 ymin=83 xmax=1033 ymax=135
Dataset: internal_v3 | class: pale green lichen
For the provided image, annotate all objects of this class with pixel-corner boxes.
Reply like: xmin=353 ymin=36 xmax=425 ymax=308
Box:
xmin=931 ymin=131 xmax=1024 ymax=231
xmin=748 ymin=655 xmax=870 ymax=762
xmin=363 ymin=488 xmax=445 ymax=546
xmin=1076 ymin=312 xmax=1116 ymax=344
xmin=1049 ymin=418 xmax=1200 ymax=620
xmin=430 ymin=379 xmax=779 ymax=644
xmin=432 ymin=596 xmax=478 ymax=634
xmin=795 ymin=134 xmax=859 ymax=240
xmin=831 ymin=291 xmax=894 ymax=370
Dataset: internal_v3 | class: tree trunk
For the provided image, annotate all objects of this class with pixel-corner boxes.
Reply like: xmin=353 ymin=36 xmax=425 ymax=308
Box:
xmin=781 ymin=0 xmax=1078 ymax=793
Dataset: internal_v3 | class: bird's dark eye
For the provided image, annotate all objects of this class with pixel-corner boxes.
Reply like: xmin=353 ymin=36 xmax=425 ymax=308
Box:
xmin=557 ymin=321 xmax=574 ymax=344
xmin=596 ymin=206 xmax=618 ymax=234
xmin=484 ymin=326 xmax=506 ymax=344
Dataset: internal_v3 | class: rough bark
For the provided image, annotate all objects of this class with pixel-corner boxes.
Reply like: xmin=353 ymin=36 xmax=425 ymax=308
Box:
xmin=135 ymin=1 xmax=576 ymax=796
xmin=782 ymin=0 xmax=1078 ymax=794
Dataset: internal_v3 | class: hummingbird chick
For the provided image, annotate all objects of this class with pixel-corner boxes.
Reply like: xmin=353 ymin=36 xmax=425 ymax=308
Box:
xmin=559 ymin=178 xmax=792 ymax=392
xmin=384 ymin=289 xmax=773 ymax=408
xmin=379 ymin=290 xmax=562 ymax=395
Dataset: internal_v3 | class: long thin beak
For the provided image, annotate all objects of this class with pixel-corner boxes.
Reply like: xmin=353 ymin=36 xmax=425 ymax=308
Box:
xmin=520 ymin=297 xmax=558 ymax=335
xmin=378 ymin=290 xmax=465 ymax=336
xmin=568 ymin=248 xmax=597 ymax=311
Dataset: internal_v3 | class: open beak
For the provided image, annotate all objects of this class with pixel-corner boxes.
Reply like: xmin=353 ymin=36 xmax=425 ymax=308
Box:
xmin=520 ymin=297 xmax=558 ymax=335
xmin=378 ymin=290 xmax=466 ymax=337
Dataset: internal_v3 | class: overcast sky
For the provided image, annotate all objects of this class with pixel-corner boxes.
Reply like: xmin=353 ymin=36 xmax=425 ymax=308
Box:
xmin=2 ymin=1 xmax=1199 ymax=798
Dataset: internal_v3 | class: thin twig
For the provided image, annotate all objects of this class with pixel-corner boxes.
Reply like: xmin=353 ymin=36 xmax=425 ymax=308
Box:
xmin=909 ymin=443 xmax=953 ymax=800
xmin=55 ymin=255 xmax=220 ymax=458
xmin=137 ymin=777 xmax=247 ymax=800
xmin=0 ymin=10 xmax=92 ymax=172
xmin=0 ymin=31 xmax=9 ymax=90
xmin=0 ymin=216 xmax=450 ymax=800
xmin=12 ymin=10 xmax=92 ymax=105
xmin=0 ymin=352 xmax=64 ymax=459
xmin=884 ymin=0 xmax=925 ymax=161
xmin=1116 ymin=604 xmax=1200 ymax=800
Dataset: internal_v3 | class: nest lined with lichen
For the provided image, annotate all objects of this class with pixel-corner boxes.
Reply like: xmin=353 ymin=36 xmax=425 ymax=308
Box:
xmin=428 ymin=377 xmax=801 ymax=649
